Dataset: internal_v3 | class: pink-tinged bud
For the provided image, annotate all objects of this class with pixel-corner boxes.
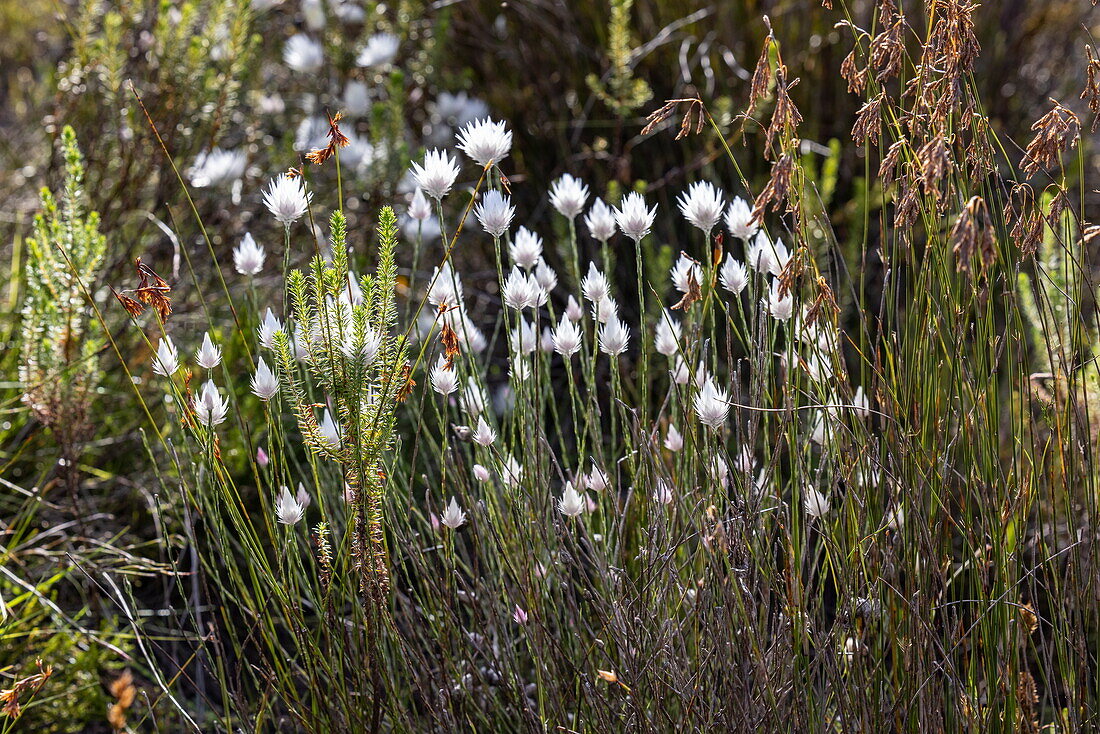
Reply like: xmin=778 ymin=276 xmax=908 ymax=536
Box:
xmin=513 ymin=604 xmax=529 ymax=624
xmin=256 ymin=447 xmax=269 ymax=467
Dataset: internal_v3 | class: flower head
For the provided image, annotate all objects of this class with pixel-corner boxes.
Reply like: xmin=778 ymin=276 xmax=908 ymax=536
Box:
xmin=251 ymin=356 xmax=280 ymax=400
xmin=319 ymin=408 xmax=341 ymax=449
xmin=430 ymin=356 xmax=459 ymax=396
xmin=456 ymin=118 xmax=512 ymax=167
xmin=551 ymin=315 xmax=583 ymax=357
xmin=440 ymin=496 xmax=467 ymax=529
xmin=654 ymin=311 xmax=681 ymax=356
xmin=356 ymin=32 xmax=399 ymax=68
xmin=408 ymin=189 xmax=433 ymax=221
xmin=510 ymin=227 xmax=543 ymax=269
xmin=694 ymin=378 xmax=729 ymax=429
xmin=719 ymin=254 xmax=748 ymax=295
xmin=584 ymin=461 xmax=609 ymax=491
xmin=233 ymin=233 xmax=265 ymax=275
xmin=670 ymin=253 xmax=702 ymax=294
xmin=803 ymin=485 xmax=831 ymax=519
xmin=598 ymin=318 xmax=630 ymax=356
xmin=195 ymin=332 xmax=222 ymax=370
xmin=614 ymin=191 xmax=657 ymax=241
xmin=263 ymin=174 xmax=311 ymax=227
xmin=565 ymin=295 xmax=583 ymax=322
xmin=258 ymin=308 xmax=284 ymax=349
xmin=764 ymin=280 xmax=795 ymax=321
xmin=474 ymin=189 xmax=515 ymax=238
xmin=558 ymin=483 xmax=587 ymax=517
xmin=502 ymin=267 xmax=541 ymax=310
xmin=677 ymin=181 xmax=725 ymax=236
xmin=549 ymin=174 xmax=590 ymax=219
xmin=472 ymin=415 xmax=496 ymax=446
xmin=473 ymin=464 xmax=491 ymax=482
xmin=283 ymin=34 xmax=324 ymax=73
xmin=428 ymin=262 xmax=464 ymax=308
xmin=747 ymin=232 xmax=790 ymax=276
xmin=275 ymin=486 xmax=305 ymax=525
xmin=584 ymin=198 xmax=618 ymax=242
xmin=153 ymin=336 xmax=180 ymax=377
xmin=189 ymin=148 xmax=247 ymax=188
xmin=533 ymin=259 xmax=557 ymax=292
xmin=411 ymin=149 xmax=460 ymax=200
xmin=664 ymin=424 xmax=684 ymax=452
xmin=725 ymin=196 xmax=759 ymax=240
xmin=194 ymin=379 xmax=230 ymax=427
xmin=580 ymin=263 xmax=610 ymax=304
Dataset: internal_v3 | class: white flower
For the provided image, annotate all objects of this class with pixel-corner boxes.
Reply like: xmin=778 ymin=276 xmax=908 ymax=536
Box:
xmin=275 ymin=485 xmax=305 ymax=525
xmin=580 ymin=263 xmax=610 ymax=304
xmin=565 ymin=295 xmax=583 ymax=322
xmin=319 ymin=408 xmax=341 ymax=449
xmin=733 ymin=446 xmax=755 ymax=474
xmin=664 ymin=424 xmax=684 ymax=452
xmin=709 ymin=456 xmax=730 ymax=487
xmin=341 ymin=328 xmax=383 ymax=364
xmin=433 ymin=91 xmax=489 ymax=129
xmin=194 ymin=379 xmax=230 ymax=427
xmin=510 ymin=227 xmax=543 ymax=269
xmin=511 ymin=357 xmax=532 ymax=381
xmin=257 ymin=308 xmax=283 ymax=349
xmin=474 ymin=189 xmax=515 ymax=238
xmin=852 ymin=386 xmax=870 ymax=418
xmin=810 ymin=411 xmax=829 ymax=444
xmin=670 ymin=356 xmax=690 ymax=385
xmin=283 ymin=34 xmax=324 ymax=73
xmin=593 ymin=296 xmax=618 ymax=324
xmin=670 ymin=252 xmax=702 ymax=294
xmin=301 ymin=0 xmax=324 ymax=29
xmin=189 ymin=148 xmax=247 ymax=188
xmin=677 ymin=181 xmax=725 ymax=236
xmin=356 ymin=32 xmax=399 ymax=68
xmin=500 ymin=456 xmax=523 ymax=486
xmin=549 ymin=174 xmax=589 ymax=219
xmin=534 ymin=259 xmax=557 ymax=292
xmin=263 ymin=174 xmax=311 ymax=227
xmin=764 ymin=280 xmax=795 ymax=321
xmin=250 ymin=356 xmax=280 ymax=400
xmin=598 ymin=318 xmax=630 ymax=356
xmin=653 ymin=479 xmax=674 ymax=505
xmin=725 ymin=196 xmax=759 ymax=240
xmin=584 ymin=198 xmax=618 ymax=242
xmin=747 ymin=232 xmax=790 ymax=276
xmin=233 ymin=233 xmax=265 ymax=275
xmin=456 ymin=118 xmax=512 ymax=167
xmin=655 ymin=311 xmax=681 ymax=356
xmin=408 ymin=189 xmax=433 ymax=221
xmin=461 ymin=377 xmax=487 ymax=417
xmin=411 ymin=149 xmax=460 ymax=200
xmin=195 ymin=332 xmax=222 ymax=369
xmin=430 ymin=356 xmax=459 ymax=396
xmin=551 ymin=315 xmax=583 ymax=357
xmin=614 ymin=191 xmax=657 ymax=241
xmin=473 ymin=464 xmax=491 ymax=482
xmin=472 ymin=415 xmax=496 ymax=446
xmin=803 ymin=485 xmax=831 ymax=518
xmin=719 ymin=254 xmax=748 ymax=295
xmin=441 ymin=306 xmax=486 ymax=353
xmin=558 ymin=483 xmax=586 ymax=517
xmin=440 ymin=496 xmax=467 ymax=529
xmin=694 ymin=378 xmax=729 ymax=429
xmin=428 ymin=262 xmax=464 ymax=308
xmin=152 ymin=337 xmax=180 ymax=377
xmin=501 ymin=267 xmax=537 ymax=310
xmin=343 ymin=80 xmax=372 ymax=116
xmin=584 ymin=461 xmax=609 ymax=491
xmin=513 ymin=319 xmax=539 ymax=356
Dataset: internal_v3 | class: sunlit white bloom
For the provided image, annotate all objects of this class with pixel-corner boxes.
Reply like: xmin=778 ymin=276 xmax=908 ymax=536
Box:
xmin=189 ymin=148 xmax=246 ymax=188
xmin=474 ymin=189 xmax=515 ymax=237
xmin=655 ymin=311 xmax=681 ymax=356
xmin=614 ymin=191 xmax=657 ymax=241
xmin=233 ymin=233 xmax=265 ymax=275
xmin=440 ymin=496 xmax=467 ymax=529
xmin=342 ymin=328 xmax=383 ymax=364
xmin=565 ymin=296 xmax=583 ymax=322
xmin=534 ymin=259 xmax=557 ymax=292
xmin=511 ymin=357 xmax=532 ymax=381
xmin=411 ymin=149 xmax=460 ymax=200
xmin=733 ymin=446 xmax=755 ymax=474
xmin=558 ymin=483 xmax=586 ymax=517
xmin=593 ymin=296 xmax=618 ymax=324
xmin=502 ymin=267 xmax=540 ymax=310
xmin=461 ymin=377 xmax=487 ymax=417
xmin=153 ymin=336 xmax=180 ymax=377
xmin=510 ymin=227 xmax=543 ymax=269
xmin=284 ymin=34 xmax=324 ymax=73
xmin=539 ymin=327 xmax=554 ymax=353
xmin=319 ymin=408 xmax=341 ymax=448
xmin=473 ymin=464 xmax=491 ymax=482
xmin=803 ymin=485 xmax=831 ymax=518
xmin=584 ymin=198 xmax=618 ymax=242
xmin=664 ymin=424 xmax=684 ymax=452
xmin=653 ymin=479 xmax=674 ymax=505
xmin=598 ymin=318 xmax=630 ymax=356
xmin=356 ymin=32 xmax=399 ymax=68
xmin=670 ymin=252 xmax=702 ymax=294
xmin=250 ymin=357 xmax=280 ymax=400
xmin=500 ymin=456 xmax=522 ymax=487
xmin=194 ymin=379 xmax=230 ymax=427
xmin=263 ymin=174 xmax=311 ymax=227
xmin=511 ymin=318 xmax=537 ymax=355
xmin=428 ymin=262 xmax=464 ymax=308
xmin=584 ymin=461 xmax=609 ymax=491
xmin=456 ymin=118 xmax=512 ymax=167
xmin=747 ymin=232 xmax=790 ymax=276
xmin=725 ymin=196 xmax=759 ymax=240
xmin=764 ymin=280 xmax=796 ymax=321
xmin=472 ymin=415 xmax=496 ymax=446
xmin=852 ymin=386 xmax=871 ymax=418
xmin=441 ymin=306 xmax=487 ymax=353
xmin=694 ymin=378 xmax=729 ymax=429
xmin=343 ymin=80 xmax=372 ymax=116
xmin=670 ymin=357 xmax=691 ymax=385
xmin=275 ymin=486 xmax=305 ymax=525
xmin=551 ymin=315 xmax=583 ymax=357
xmin=434 ymin=91 xmax=490 ymax=129
xmin=549 ymin=174 xmax=589 ymax=219
xmin=258 ymin=309 xmax=283 ymax=349
xmin=719 ymin=254 xmax=748 ymax=295
xmin=195 ymin=332 xmax=222 ymax=370
xmin=677 ymin=181 xmax=725 ymax=236
xmin=408 ymin=189 xmax=433 ymax=221
xmin=430 ymin=357 xmax=459 ymax=396
xmin=581 ymin=263 xmax=610 ymax=304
